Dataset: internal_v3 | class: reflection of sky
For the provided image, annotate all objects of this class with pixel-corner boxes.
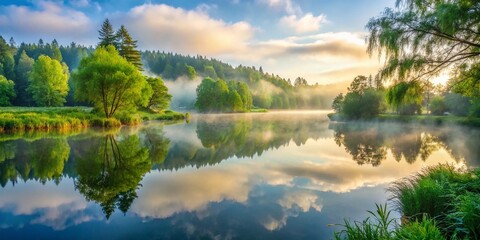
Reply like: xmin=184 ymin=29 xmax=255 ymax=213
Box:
xmin=0 ymin=112 xmax=468 ymax=239
xmin=0 ymin=180 xmax=102 ymax=231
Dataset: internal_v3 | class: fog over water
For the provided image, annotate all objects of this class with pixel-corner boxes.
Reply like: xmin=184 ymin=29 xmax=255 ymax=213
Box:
xmin=0 ymin=111 xmax=477 ymax=239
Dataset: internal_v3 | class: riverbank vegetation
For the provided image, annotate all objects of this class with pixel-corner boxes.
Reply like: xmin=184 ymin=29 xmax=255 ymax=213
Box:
xmin=335 ymin=165 xmax=480 ymax=240
xmin=0 ymin=107 xmax=184 ymax=132
xmin=0 ymin=19 xmax=184 ymax=131
xmin=331 ymin=0 xmax=480 ymax=124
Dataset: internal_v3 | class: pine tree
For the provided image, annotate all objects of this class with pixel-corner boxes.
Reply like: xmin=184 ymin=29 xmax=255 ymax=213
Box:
xmin=98 ymin=19 xmax=118 ymax=49
xmin=116 ymin=25 xmax=143 ymax=71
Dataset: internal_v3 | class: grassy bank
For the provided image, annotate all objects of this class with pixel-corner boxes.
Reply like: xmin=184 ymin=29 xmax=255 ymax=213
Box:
xmin=335 ymin=165 xmax=480 ymax=240
xmin=328 ymin=113 xmax=480 ymax=127
xmin=0 ymin=107 xmax=185 ymax=132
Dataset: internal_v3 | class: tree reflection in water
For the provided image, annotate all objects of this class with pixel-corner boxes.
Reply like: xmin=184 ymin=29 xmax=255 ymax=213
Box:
xmin=330 ymin=123 xmax=480 ymax=166
xmin=74 ymin=134 xmax=151 ymax=219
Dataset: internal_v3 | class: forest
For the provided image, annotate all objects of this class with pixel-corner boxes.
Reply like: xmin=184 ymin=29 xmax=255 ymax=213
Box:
xmin=0 ymin=21 xmax=334 ymax=115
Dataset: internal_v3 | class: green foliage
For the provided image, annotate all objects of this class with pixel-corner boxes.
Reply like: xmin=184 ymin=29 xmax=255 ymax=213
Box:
xmin=334 ymin=75 xmax=386 ymax=119
xmin=334 ymin=204 xmax=395 ymax=240
xmin=75 ymin=134 xmax=151 ymax=218
xmin=386 ymin=81 xmax=423 ymax=114
xmin=0 ymin=75 xmax=15 ymax=106
xmin=28 ymin=55 xmax=69 ymax=107
xmin=389 ymin=164 xmax=480 ymax=238
xmin=332 ymin=93 xmax=344 ymax=113
xmin=0 ymin=36 xmax=16 ymax=81
xmin=142 ymin=51 xmax=333 ymax=109
xmin=367 ymin=0 xmax=480 ymax=81
xmin=116 ymin=25 xmax=143 ymax=71
xmin=430 ymin=96 xmax=447 ymax=115
xmin=13 ymin=51 xmax=34 ymax=105
xmin=97 ymin=18 xmax=118 ymax=49
xmin=185 ymin=64 xmax=197 ymax=80
xmin=394 ymin=217 xmax=445 ymax=240
xmin=72 ymin=46 xmax=149 ymax=118
xmin=444 ymin=93 xmax=471 ymax=116
xmin=145 ymin=77 xmax=172 ymax=112
xmin=195 ymin=78 xmax=253 ymax=113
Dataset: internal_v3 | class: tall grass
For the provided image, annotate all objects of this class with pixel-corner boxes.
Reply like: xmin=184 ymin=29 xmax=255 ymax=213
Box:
xmin=0 ymin=107 xmax=185 ymax=132
xmin=389 ymin=164 xmax=480 ymax=239
xmin=336 ymin=165 xmax=480 ymax=240
xmin=334 ymin=204 xmax=396 ymax=240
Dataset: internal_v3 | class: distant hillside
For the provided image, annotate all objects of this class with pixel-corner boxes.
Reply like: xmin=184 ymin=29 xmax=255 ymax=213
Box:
xmin=143 ymin=51 xmax=343 ymax=110
xmin=1 ymin=36 xmax=343 ymax=109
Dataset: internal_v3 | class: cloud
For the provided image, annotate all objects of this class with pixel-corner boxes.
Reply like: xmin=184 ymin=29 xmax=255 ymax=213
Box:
xmin=258 ymin=0 xmax=301 ymax=15
xmin=280 ymin=13 xmax=327 ymax=33
xmin=70 ymin=0 xmax=90 ymax=8
xmin=0 ymin=1 xmax=93 ymax=43
xmin=0 ymin=181 xmax=100 ymax=230
xmin=119 ymin=4 xmax=254 ymax=55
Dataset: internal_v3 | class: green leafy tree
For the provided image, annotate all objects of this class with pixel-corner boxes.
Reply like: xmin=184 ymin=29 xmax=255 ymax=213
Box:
xmin=228 ymin=89 xmax=244 ymax=112
xmin=98 ymin=19 xmax=119 ymax=49
xmin=0 ymin=75 xmax=15 ymax=106
xmin=145 ymin=76 xmax=172 ymax=112
xmin=14 ymin=50 xmax=34 ymax=105
xmin=332 ymin=93 xmax=344 ymax=113
xmin=28 ymin=55 xmax=69 ymax=107
xmin=336 ymin=76 xmax=386 ymax=119
xmin=0 ymin=36 xmax=15 ymax=81
xmin=386 ymin=81 xmax=424 ymax=114
xmin=236 ymin=82 xmax=253 ymax=111
xmin=116 ymin=25 xmax=143 ymax=71
xmin=430 ymin=96 xmax=447 ymax=115
xmin=185 ymin=64 xmax=197 ymax=80
xmin=73 ymin=46 xmax=149 ymax=118
xmin=75 ymin=134 xmax=151 ymax=218
xmin=204 ymin=65 xmax=218 ymax=79
xmin=367 ymin=0 xmax=480 ymax=82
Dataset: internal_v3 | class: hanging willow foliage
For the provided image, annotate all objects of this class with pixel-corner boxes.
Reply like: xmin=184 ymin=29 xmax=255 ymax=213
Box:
xmin=386 ymin=81 xmax=424 ymax=111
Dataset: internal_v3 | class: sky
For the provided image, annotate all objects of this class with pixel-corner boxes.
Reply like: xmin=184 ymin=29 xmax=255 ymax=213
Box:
xmin=0 ymin=0 xmax=397 ymax=85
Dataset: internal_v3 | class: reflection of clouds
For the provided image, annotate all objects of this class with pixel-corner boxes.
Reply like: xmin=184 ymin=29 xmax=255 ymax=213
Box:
xmin=132 ymin=166 xmax=251 ymax=218
xmin=262 ymin=189 xmax=323 ymax=231
xmin=0 ymin=181 xmax=100 ymax=230
xmin=133 ymin=131 xmax=462 ymax=231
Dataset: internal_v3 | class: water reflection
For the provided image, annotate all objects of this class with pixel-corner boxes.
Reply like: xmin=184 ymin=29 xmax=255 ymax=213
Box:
xmin=0 ymin=112 xmax=478 ymax=239
xmin=331 ymin=122 xmax=480 ymax=166
xmin=74 ymin=134 xmax=151 ymax=219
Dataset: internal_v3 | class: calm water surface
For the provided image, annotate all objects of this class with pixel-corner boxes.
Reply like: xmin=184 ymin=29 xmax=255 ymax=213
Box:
xmin=0 ymin=111 xmax=478 ymax=239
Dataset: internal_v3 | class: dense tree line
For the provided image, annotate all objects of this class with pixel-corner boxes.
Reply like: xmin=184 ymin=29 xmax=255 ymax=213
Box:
xmin=195 ymin=78 xmax=253 ymax=112
xmin=0 ymin=19 xmax=171 ymax=117
xmin=332 ymin=75 xmax=386 ymax=119
xmin=363 ymin=0 xmax=480 ymax=117
xmin=143 ymin=51 xmax=333 ymax=109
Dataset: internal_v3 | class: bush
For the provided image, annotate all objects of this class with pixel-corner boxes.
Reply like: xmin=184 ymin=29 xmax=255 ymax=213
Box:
xmin=444 ymin=93 xmax=471 ymax=116
xmin=430 ymin=96 xmax=447 ymax=115
xmin=395 ymin=217 xmax=445 ymax=240
xmin=389 ymin=164 xmax=479 ymax=239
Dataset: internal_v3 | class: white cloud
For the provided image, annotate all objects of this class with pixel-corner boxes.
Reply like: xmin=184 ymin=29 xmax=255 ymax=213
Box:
xmin=280 ymin=13 xmax=327 ymax=33
xmin=258 ymin=0 xmax=301 ymax=15
xmin=0 ymin=1 xmax=93 ymax=43
xmin=70 ymin=0 xmax=90 ymax=8
xmin=118 ymin=4 xmax=254 ymax=55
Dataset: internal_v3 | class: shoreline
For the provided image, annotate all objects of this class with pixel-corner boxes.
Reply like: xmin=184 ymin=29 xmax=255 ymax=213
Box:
xmin=328 ymin=113 xmax=480 ymax=127
xmin=0 ymin=107 xmax=186 ymax=133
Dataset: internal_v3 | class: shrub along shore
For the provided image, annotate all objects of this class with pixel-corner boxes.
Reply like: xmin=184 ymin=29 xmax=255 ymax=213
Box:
xmin=328 ymin=113 xmax=480 ymax=127
xmin=335 ymin=165 xmax=480 ymax=240
xmin=0 ymin=107 xmax=185 ymax=133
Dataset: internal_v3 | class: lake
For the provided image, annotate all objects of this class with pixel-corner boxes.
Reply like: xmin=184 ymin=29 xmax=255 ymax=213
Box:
xmin=0 ymin=111 xmax=478 ymax=239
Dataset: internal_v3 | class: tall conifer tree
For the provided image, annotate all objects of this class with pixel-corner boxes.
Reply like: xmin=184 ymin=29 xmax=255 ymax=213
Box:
xmin=116 ymin=25 xmax=143 ymax=71
xmin=98 ymin=19 xmax=118 ymax=48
